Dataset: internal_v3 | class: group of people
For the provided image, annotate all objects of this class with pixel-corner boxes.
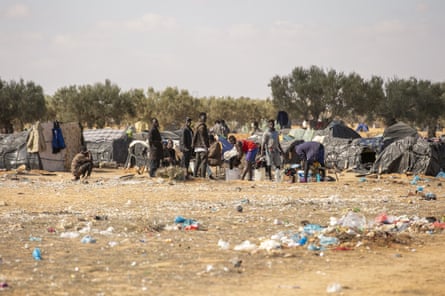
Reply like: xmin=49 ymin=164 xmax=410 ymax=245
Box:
xmin=70 ymin=114 xmax=327 ymax=183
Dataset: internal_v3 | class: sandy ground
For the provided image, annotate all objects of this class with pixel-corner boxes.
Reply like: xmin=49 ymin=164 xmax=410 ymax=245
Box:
xmin=1 ymin=167 xmax=445 ymax=296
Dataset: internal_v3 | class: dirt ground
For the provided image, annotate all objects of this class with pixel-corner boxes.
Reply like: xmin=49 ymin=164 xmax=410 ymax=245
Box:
xmin=1 ymin=167 xmax=445 ymax=296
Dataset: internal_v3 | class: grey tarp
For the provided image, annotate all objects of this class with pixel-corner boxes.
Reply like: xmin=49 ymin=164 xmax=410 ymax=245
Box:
xmin=382 ymin=121 xmax=418 ymax=150
xmin=83 ymin=129 xmax=130 ymax=166
xmin=315 ymin=121 xmax=361 ymax=139
xmin=0 ymin=131 xmax=40 ymax=169
xmin=370 ymin=136 xmax=443 ymax=176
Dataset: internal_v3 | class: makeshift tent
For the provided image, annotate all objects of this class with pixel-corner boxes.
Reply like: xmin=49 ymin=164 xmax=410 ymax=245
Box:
xmin=0 ymin=121 xmax=82 ymax=171
xmin=38 ymin=122 xmax=82 ymax=171
xmin=83 ymin=129 xmax=130 ymax=166
xmin=370 ymin=136 xmax=444 ymax=176
xmin=315 ymin=121 xmax=361 ymax=139
xmin=381 ymin=121 xmax=418 ymax=150
xmin=310 ymin=121 xmax=364 ymax=170
xmin=322 ymin=137 xmax=381 ymax=171
xmin=0 ymin=131 xmax=34 ymax=170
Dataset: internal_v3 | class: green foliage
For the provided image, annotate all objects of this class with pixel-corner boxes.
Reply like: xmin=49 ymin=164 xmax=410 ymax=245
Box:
xmin=1 ymin=70 xmax=444 ymax=138
xmin=0 ymin=78 xmax=46 ymax=132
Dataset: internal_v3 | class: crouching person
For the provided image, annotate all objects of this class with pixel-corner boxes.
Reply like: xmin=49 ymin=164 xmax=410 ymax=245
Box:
xmin=71 ymin=146 xmax=93 ymax=181
xmin=295 ymin=141 xmax=325 ymax=182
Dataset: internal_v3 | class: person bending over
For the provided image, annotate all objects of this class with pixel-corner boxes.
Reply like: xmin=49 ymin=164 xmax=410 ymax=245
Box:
xmin=229 ymin=135 xmax=258 ymax=181
xmin=295 ymin=141 xmax=326 ymax=182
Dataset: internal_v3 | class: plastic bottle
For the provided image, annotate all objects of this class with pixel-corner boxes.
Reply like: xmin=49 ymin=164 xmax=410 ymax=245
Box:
xmin=32 ymin=248 xmax=42 ymax=260
xmin=303 ymin=224 xmax=324 ymax=235
xmin=298 ymin=236 xmax=307 ymax=246
xmin=316 ymin=173 xmax=321 ymax=182
xmin=318 ymin=235 xmax=339 ymax=246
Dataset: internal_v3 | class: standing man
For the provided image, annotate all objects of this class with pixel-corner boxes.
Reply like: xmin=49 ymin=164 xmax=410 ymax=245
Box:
xmin=71 ymin=146 xmax=93 ymax=181
xmin=192 ymin=112 xmax=210 ymax=178
xmin=148 ymin=118 xmax=163 ymax=177
xmin=180 ymin=117 xmax=194 ymax=179
xmin=261 ymin=119 xmax=283 ymax=181
xmin=295 ymin=141 xmax=326 ymax=182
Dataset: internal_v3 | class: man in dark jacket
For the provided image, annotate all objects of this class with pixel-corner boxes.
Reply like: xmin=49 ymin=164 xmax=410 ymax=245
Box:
xmin=148 ymin=118 xmax=163 ymax=177
xmin=192 ymin=112 xmax=210 ymax=178
xmin=295 ymin=141 xmax=325 ymax=182
xmin=180 ymin=117 xmax=194 ymax=179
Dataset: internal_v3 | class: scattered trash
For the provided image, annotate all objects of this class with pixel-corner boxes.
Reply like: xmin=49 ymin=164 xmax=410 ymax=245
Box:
xmin=32 ymin=248 xmax=42 ymax=260
xmin=60 ymin=232 xmax=80 ymax=239
xmin=174 ymin=216 xmax=200 ymax=230
xmin=410 ymin=175 xmax=421 ymax=185
xmin=234 ymin=240 xmax=257 ymax=252
xmin=218 ymin=239 xmax=230 ymax=250
xmin=81 ymin=235 xmax=97 ymax=244
xmin=0 ymin=282 xmax=8 ymax=289
xmin=422 ymin=192 xmax=437 ymax=200
xmin=326 ymin=282 xmax=342 ymax=293
xmin=29 ymin=236 xmax=42 ymax=242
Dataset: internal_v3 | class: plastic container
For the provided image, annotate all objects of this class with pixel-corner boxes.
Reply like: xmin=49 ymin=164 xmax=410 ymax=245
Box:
xmin=225 ymin=168 xmax=240 ymax=181
xmin=297 ymin=170 xmax=312 ymax=182
xmin=275 ymin=168 xmax=282 ymax=183
xmin=254 ymin=169 xmax=264 ymax=181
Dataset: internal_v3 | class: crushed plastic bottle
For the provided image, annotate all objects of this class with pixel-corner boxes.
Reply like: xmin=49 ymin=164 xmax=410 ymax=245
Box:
xmin=32 ymin=248 xmax=42 ymax=260
xmin=298 ymin=236 xmax=307 ymax=246
xmin=339 ymin=211 xmax=367 ymax=230
xmin=410 ymin=175 xmax=420 ymax=185
xmin=234 ymin=240 xmax=257 ymax=252
xmin=326 ymin=282 xmax=342 ymax=293
xmin=318 ymin=235 xmax=339 ymax=246
xmin=303 ymin=224 xmax=324 ymax=235
xmin=81 ymin=235 xmax=97 ymax=243
xmin=217 ymin=239 xmax=230 ymax=250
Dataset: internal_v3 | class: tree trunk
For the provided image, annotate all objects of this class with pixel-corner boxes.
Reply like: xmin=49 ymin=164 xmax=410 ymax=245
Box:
xmin=427 ymin=123 xmax=436 ymax=138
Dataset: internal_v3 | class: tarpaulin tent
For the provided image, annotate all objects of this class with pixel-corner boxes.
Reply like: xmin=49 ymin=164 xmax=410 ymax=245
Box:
xmin=312 ymin=121 xmax=365 ymax=170
xmin=370 ymin=136 xmax=444 ymax=176
xmin=381 ymin=121 xmax=418 ymax=150
xmin=0 ymin=121 xmax=82 ymax=171
xmin=0 ymin=131 xmax=34 ymax=170
xmin=315 ymin=121 xmax=361 ymax=140
xmin=83 ymin=129 xmax=130 ymax=166
xmin=38 ymin=122 xmax=82 ymax=171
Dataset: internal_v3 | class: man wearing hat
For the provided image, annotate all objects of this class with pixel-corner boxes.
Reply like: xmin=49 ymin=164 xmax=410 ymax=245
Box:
xmin=180 ymin=117 xmax=194 ymax=179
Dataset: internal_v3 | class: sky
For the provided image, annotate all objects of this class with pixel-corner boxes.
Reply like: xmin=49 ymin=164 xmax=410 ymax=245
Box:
xmin=1 ymin=0 xmax=444 ymax=99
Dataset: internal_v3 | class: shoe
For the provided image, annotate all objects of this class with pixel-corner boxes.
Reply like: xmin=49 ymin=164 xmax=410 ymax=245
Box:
xmin=209 ymin=175 xmax=216 ymax=180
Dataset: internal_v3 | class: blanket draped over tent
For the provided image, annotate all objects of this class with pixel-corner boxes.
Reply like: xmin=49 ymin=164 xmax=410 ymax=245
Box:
xmin=1 ymin=121 xmax=82 ymax=171
xmin=83 ymin=129 xmax=130 ymax=166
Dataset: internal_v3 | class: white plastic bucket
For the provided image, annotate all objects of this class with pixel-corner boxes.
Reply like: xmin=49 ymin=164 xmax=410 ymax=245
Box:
xmin=254 ymin=169 xmax=265 ymax=181
xmin=225 ymin=168 xmax=240 ymax=181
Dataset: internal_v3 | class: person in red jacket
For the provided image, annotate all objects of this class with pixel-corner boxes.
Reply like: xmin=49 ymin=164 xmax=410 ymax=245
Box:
xmin=228 ymin=135 xmax=258 ymax=181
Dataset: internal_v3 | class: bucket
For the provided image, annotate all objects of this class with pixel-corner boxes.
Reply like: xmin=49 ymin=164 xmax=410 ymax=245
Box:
xmin=254 ymin=169 xmax=265 ymax=181
xmin=275 ymin=169 xmax=282 ymax=183
xmin=189 ymin=160 xmax=195 ymax=173
xmin=225 ymin=168 xmax=240 ymax=181
xmin=297 ymin=170 xmax=312 ymax=182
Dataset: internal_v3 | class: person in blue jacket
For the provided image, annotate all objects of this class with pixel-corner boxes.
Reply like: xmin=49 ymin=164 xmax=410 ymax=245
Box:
xmin=295 ymin=141 xmax=325 ymax=182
